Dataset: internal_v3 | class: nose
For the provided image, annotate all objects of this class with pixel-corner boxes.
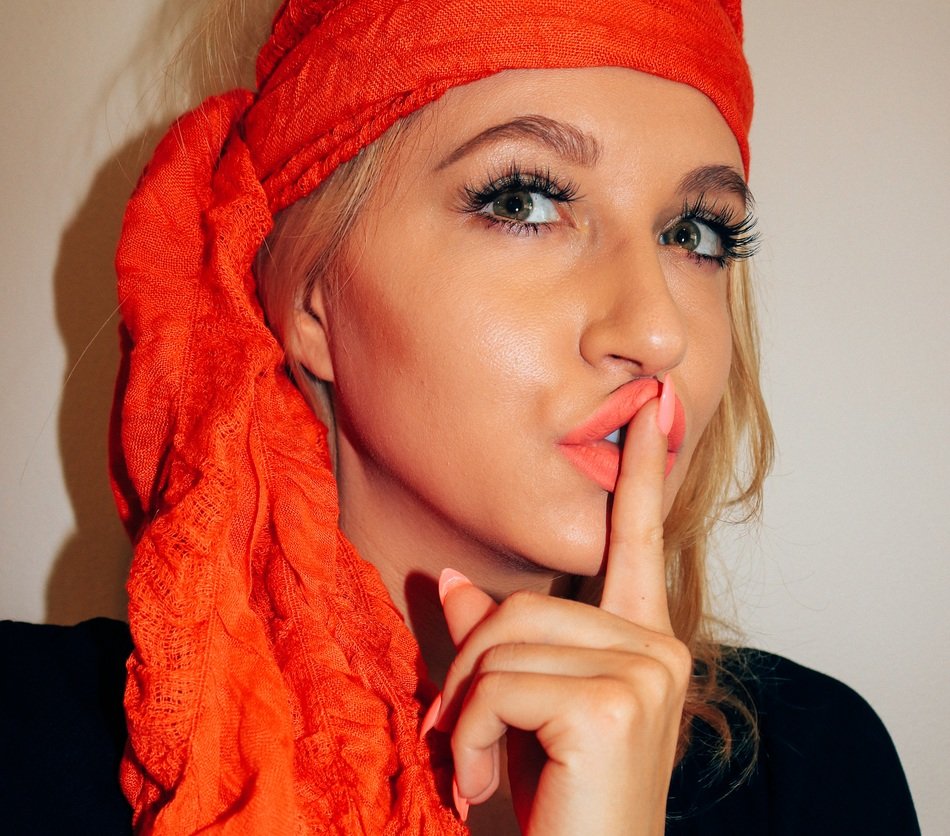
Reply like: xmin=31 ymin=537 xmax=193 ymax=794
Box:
xmin=578 ymin=242 xmax=688 ymax=378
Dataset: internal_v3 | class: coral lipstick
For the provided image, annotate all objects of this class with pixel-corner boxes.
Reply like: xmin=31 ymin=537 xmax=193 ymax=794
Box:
xmin=558 ymin=378 xmax=686 ymax=492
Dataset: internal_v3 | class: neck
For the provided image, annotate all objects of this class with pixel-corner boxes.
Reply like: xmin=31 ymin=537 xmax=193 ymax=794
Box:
xmin=334 ymin=442 xmax=571 ymax=686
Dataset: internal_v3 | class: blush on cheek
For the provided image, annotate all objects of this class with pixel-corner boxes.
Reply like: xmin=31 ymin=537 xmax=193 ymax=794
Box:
xmin=331 ymin=274 xmax=418 ymax=371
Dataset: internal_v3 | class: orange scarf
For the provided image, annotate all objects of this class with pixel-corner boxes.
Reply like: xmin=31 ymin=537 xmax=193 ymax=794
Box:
xmin=112 ymin=1 xmax=752 ymax=832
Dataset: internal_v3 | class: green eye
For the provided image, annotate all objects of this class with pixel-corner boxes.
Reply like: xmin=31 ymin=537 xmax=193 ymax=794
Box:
xmin=492 ymin=190 xmax=535 ymax=221
xmin=475 ymin=184 xmax=561 ymax=228
xmin=667 ymin=220 xmax=700 ymax=251
xmin=660 ymin=218 xmax=723 ymax=258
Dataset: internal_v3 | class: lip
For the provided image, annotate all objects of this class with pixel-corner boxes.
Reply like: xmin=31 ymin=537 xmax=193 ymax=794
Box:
xmin=557 ymin=378 xmax=687 ymax=492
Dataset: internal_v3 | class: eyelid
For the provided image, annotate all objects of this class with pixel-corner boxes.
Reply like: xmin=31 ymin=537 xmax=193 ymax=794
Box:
xmin=461 ymin=164 xmax=579 ymax=206
xmin=665 ymin=194 xmax=742 ymax=230
xmin=456 ymin=163 xmax=581 ymax=236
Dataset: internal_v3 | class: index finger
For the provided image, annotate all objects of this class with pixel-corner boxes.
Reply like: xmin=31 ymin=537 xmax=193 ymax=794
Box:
xmin=599 ymin=386 xmax=675 ymax=633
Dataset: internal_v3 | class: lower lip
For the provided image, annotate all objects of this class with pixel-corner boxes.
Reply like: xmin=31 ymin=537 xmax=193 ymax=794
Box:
xmin=558 ymin=441 xmax=679 ymax=493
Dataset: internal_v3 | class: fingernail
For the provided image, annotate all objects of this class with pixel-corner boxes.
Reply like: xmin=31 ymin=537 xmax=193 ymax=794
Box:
xmin=419 ymin=693 xmax=442 ymax=739
xmin=452 ymin=775 xmax=470 ymax=822
xmin=657 ymin=376 xmax=676 ymax=436
xmin=439 ymin=568 xmax=472 ymax=605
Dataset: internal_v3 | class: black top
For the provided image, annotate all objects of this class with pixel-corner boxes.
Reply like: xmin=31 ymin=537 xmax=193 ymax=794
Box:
xmin=0 ymin=619 xmax=133 ymax=835
xmin=666 ymin=650 xmax=920 ymax=835
xmin=0 ymin=619 xmax=920 ymax=835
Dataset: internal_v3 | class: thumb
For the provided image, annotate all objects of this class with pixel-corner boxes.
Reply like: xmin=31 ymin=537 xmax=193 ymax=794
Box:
xmin=439 ymin=568 xmax=497 ymax=647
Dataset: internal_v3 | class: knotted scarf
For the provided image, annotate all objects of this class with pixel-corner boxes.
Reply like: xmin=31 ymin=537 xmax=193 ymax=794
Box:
xmin=111 ymin=1 xmax=752 ymax=832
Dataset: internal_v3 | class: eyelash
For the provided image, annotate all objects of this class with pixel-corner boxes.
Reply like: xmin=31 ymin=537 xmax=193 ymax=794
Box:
xmin=459 ymin=165 xmax=579 ymax=236
xmin=458 ymin=166 xmax=761 ymax=267
xmin=672 ymin=195 xmax=761 ymax=268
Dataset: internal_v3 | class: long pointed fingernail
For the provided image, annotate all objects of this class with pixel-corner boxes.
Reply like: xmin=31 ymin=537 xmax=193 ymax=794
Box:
xmin=439 ymin=568 xmax=472 ymax=605
xmin=657 ymin=376 xmax=676 ymax=436
xmin=419 ymin=693 xmax=442 ymax=739
xmin=452 ymin=775 xmax=470 ymax=822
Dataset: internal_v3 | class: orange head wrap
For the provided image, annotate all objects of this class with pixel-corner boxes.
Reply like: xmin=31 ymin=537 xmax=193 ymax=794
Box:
xmin=112 ymin=1 xmax=752 ymax=832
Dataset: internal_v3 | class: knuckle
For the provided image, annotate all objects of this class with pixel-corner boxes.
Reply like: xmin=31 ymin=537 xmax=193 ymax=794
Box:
xmin=611 ymin=522 xmax=665 ymax=553
xmin=623 ymin=649 xmax=689 ymax=707
xmin=469 ymin=668 xmax=506 ymax=706
xmin=635 ymin=655 xmax=675 ymax=705
xmin=499 ymin=588 xmax=543 ymax=620
xmin=586 ymin=677 xmax=642 ymax=732
xmin=642 ymin=522 xmax=666 ymax=551
xmin=480 ymin=642 xmax=517 ymax=672
xmin=666 ymin=639 xmax=694 ymax=685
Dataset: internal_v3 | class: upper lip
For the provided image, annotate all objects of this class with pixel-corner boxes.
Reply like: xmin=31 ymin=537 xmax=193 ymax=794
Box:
xmin=558 ymin=378 xmax=686 ymax=452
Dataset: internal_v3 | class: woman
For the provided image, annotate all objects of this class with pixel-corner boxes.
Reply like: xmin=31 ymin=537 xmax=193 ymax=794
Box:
xmin=4 ymin=0 xmax=917 ymax=833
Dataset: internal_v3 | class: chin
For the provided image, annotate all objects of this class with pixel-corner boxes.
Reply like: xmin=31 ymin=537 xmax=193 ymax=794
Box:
xmin=504 ymin=501 xmax=611 ymax=578
xmin=514 ymin=462 xmax=690 ymax=579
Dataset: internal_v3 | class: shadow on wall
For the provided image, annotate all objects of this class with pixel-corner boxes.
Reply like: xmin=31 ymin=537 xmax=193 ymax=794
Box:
xmin=44 ymin=0 xmax=268 ymax=624
xmin=46 ymin=134 xmax=148 ymax=625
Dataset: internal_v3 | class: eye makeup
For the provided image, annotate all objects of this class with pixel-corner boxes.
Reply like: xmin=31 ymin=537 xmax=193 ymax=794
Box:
xmin=457 ymin=163 xmax=580 ymax=236
xmin=455 ymin=161 xmax=760 ymax=268
xmin=660 ymin=194 xmax=760 ymax=268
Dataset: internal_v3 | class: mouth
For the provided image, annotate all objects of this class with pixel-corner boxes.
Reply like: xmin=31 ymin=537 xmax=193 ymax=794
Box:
xmin=557 ymin=379 xmax=686 ymax=493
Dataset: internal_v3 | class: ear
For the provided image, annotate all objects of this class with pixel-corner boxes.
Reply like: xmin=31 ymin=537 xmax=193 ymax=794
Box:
xmin=293 ymin=287 xmax=335 ymax=383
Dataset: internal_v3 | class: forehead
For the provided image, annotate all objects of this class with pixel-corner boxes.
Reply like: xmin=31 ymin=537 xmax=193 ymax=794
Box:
xmin=403 ymin=67 xmax=744 ymax=177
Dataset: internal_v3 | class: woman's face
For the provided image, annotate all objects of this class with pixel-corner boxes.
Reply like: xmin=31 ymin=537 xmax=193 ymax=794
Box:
xmin=297 ymin=67 xmax=749 ymax=586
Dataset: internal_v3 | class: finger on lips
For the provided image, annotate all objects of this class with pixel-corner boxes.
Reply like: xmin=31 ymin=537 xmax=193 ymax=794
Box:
xmin=600 ymin=390 xmax=674 ymax=634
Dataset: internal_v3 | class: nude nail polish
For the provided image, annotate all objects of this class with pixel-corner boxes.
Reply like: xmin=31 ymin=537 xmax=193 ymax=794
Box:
xmin=452 ymin=775 xmax=470 ymax=822
xmin=657 ymin=375 xmax=676 ymax=436
xmin=418 ymin=693 xmax=442 ymax=739
xmin=439 ymin=568 xmax=472 ymax=605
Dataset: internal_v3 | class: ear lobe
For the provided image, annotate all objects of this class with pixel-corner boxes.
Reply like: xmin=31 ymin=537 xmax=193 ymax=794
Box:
xmin=293 ymin=298 xmax=335 ymax=383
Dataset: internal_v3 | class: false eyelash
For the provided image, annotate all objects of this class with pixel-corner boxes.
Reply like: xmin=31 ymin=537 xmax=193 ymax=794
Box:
xmin=677 ymin=194 xmax=761 ymax=267
xmin=458 ymin=163 xmax=579 ymax=234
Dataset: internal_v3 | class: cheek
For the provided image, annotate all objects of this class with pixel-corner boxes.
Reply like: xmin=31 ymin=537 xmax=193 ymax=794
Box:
xmin=319 ymin=268 xmax=417 ymax=445
xmin=690 ymin=297 xmax=733 ymax=425
xmin=669 ymin=282 xmax=733 ymax=482
xmin=321 ymin=249 xmax=522 ymax=463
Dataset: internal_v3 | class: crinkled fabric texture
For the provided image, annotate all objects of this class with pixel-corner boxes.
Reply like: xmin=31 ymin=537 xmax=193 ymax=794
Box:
xmin=115 ymin=92 xmax=459 ymax=834
xmin=112 ymin=1 xmax=751 ymax=833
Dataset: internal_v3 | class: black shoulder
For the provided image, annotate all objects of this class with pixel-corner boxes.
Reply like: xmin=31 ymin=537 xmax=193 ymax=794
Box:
xmin=667 ymin=648 xmax=920 ymax=836
xmin=0 ymin=618 xmax=133 ymax=835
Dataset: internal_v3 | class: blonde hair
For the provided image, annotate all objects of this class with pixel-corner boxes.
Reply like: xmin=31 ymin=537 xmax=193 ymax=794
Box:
xmin=256 ymin=134 xmax=406 ymax=433
xmin=666 ymin=256 xmax=773 ymax=765
xmin=204 ymin=0 xmax=774 ymax=772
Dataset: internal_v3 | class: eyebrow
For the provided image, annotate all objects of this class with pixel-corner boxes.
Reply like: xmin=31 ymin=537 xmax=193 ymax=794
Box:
xmin=436 ymin=115 xmax=602 ymax=170
xmin=437 ymin=119 xmax=752 ymax=208
xmin=677 ymin=164 xmax=753 ymax=208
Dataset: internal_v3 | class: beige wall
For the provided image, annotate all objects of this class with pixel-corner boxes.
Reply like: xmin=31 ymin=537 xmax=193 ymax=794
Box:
xmin=1 ymin=1 xmax=947 ymax=830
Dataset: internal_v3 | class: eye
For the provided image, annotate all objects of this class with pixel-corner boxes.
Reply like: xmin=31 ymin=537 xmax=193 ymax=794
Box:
xmin=659 ymin=196 xmax=761 ymax=268
xmin=480 ymin=189 xmax=560 ymax=225
xmin=460 ymin=166 xmax=579 ymax=235
xmin=660 ymin=218 xmax=723 ymax=259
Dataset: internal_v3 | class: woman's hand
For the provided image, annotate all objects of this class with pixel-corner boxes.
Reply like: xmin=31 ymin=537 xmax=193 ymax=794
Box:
xmin=431 ymin=391 xmax=691 ymax=835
